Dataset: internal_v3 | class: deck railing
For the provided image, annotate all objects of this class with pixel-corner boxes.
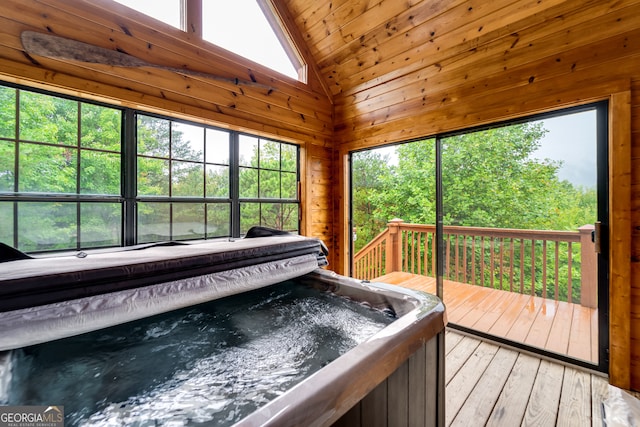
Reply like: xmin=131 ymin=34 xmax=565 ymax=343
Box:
xmin=353 ymin=219 xmax=597 ymax=307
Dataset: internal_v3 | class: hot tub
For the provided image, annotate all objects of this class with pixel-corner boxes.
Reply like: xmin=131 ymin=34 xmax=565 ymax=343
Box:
xmin=0 ymin=228 xmax=446 ymax=426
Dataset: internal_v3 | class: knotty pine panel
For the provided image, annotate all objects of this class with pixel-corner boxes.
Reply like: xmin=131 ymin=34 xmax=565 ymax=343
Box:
xmin=633 ymin=257 xmax=640 ymax=387
xmin=335 ymin=19 xmax=640 ymax=127
xmin=322 ymin=0 xmax=544 ymax=88
xmin=303 ymin=143 xmax=334 ymax=265
xmin=630 ymin=83 xmax=640 ymax=391
xmin=40 ymin=0 xmax=329 ymax=106
xmin=330 ymin=0 xmax=617 ymax=96
xmin=338 ymin=72 xmax=629 ymax=152
xmin=335 ymin=2 xmax=640 ymax=129
xmin=0 ymin=0 xmax=332 ymax=143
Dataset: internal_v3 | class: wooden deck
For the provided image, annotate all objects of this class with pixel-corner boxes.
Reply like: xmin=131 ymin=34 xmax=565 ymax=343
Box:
xmin=444 ymin=330 xmax=634 ymax=426
xmin=375 ymin=272 xmax=599 ymax=364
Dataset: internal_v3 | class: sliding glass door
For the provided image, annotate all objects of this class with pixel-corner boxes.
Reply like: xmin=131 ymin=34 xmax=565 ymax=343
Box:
xmin=350 ymin=102 xmax=608 ymax=371
xmin=439 ymin=103 xmax=608 ymax=370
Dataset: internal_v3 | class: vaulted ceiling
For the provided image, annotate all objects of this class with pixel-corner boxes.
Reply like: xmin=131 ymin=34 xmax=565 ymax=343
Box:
xmin=281 ymin=0 xmax=635 ymax=97
xmin=279 ymin=0 xmax=639 ymax=147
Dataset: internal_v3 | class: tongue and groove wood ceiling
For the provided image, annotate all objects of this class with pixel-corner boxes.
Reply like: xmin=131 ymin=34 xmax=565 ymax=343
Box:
xmin=285 ymin=0 xmax=632 ymax=96
xmin=279 ymin=0 xmax=639 ymax=145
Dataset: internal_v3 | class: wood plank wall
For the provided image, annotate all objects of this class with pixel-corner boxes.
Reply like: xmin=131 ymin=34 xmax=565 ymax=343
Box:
xmin=1 ymin=0 xmax=640 ymax=392
xmin=0 ymin=0 xmax=336 ymax=264
xmin=330 ymin=1 xmax=640 ymax=390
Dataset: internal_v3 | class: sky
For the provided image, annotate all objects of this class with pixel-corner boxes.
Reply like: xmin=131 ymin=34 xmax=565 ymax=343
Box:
xmin=532 ymin=110 xmax=597 ymax=188
xmin=113 ymin=0 xmax=298 ymax=79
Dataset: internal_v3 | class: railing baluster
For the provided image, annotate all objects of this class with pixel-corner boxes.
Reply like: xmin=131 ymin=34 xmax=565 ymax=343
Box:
xmin=403 ymin=231 xmax=408 ymax=272
xmin=519 ymin=238 xmax=525 ymax=294
xmin=508 ymin=238 xmax=514 ymax=292
xmin=431 ymin=231 xmax=436 ymax=277
xmin=416 ymin=232 xmax=421 ymax=275
xmin=480 ymin=236 xmax=486 ymax=287
xmin=453 ymin=234 xmax=460 ymax=282
xmin=567 ymin=242 xmax=573 ymax=303
xmin=499 ymin=237 xmax=504 ymax=291
xmin=422 ymin=232 xmax=428 ymax=276
xmin=471 ymin=236 xmax=476 ymax=286
xmin=445 ymin=235 xmax=451 ymax=279
xmin=555 ymin=241 xmax=560 ymax=300
xmin=542 ymin=240 xmax=548 ymax=299
xmin=411 ymin=231 xmax=417 ymax=273
xmin=489 ymin=237 xmax=496 ymax=289
xmin=531 ymin=238 xmax=536 ymax=296
xmin=462 ymin=235 xmax=468 ymax=283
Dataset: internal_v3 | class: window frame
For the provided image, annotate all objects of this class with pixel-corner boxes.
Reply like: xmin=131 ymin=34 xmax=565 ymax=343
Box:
xmin=111 ymin=0 xmax=306 ymax=81
xmin=0 ymin=82 xmax=301 ymax=254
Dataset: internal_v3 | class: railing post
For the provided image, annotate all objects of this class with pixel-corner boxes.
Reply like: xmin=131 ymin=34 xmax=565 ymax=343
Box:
xmin=386 ymin=219 xmax=404 ymax=273
xmin=579 ymin=224 xmax=597 ymax=308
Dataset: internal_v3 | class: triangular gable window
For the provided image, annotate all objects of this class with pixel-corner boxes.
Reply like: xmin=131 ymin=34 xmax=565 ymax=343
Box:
xmin=113 ymin=0 xmax=182 ymax=30
xmin=113 ymin=0 xmax=303 ymax=81
xmin=202 ymin=1 xmax=299 ymax=80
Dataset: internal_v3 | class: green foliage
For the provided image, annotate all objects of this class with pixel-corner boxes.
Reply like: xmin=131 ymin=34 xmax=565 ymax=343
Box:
xmin=1 ymin=91 xmax=298 ymax=252
xmin=351 ymin=149 xmax=396 ymax=252
xmin=352 ymin=122 xmax=597 ymax=303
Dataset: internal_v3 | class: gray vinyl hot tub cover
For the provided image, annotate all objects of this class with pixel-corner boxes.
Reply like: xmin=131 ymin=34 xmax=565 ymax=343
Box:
xmin=0 ymin=230 xmax=328 ymax=350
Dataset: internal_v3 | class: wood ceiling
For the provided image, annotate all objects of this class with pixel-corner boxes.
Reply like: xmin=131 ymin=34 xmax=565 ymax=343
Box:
xmin=280 ymin=0 xmax=639 ymax=146
xmin=282 ymin=0 xmax=629 ymax=97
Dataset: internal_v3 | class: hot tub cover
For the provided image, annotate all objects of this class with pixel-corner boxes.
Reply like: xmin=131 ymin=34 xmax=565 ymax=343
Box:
xmin=0 ymin=228 xmax=328 ymax=350
xmin=0 ymin=227 xmax=327 ymax=313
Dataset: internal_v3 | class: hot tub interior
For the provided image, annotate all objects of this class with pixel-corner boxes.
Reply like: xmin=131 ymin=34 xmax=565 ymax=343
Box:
xmin=0 ymin=229 xmax=446 ymax=426
xmin=3 ymin=278 xmax=396 ymax=426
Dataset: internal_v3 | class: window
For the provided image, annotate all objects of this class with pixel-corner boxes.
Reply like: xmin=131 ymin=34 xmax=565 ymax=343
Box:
xmin=238 ymin=135 xmax=299 ymax=234
xmin=136 ymin=115 xmax=231 ymax=243
xmin=112 ymin=0 xmax=182 ymax=30
xmin=110 ymin=0 xmax=302 ymax=80
xmin=0 ymin=84 xmax=300 ymax=253
xmin=0 ymin=86 xmax=123 ymax=252
xmin=202 ymin=0 xmax=299 ymax=79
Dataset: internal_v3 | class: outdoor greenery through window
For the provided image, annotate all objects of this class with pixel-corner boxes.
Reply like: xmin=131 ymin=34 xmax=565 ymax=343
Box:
xmin=0 ymin=84 xmax=299 ymax=253
xmin=351 ymin=105 xmax=601 ymax=305
xmin=238 ymin=134 xmax=299 ymax=235
xmin=0 ymin=86 xmax=123 ymax=252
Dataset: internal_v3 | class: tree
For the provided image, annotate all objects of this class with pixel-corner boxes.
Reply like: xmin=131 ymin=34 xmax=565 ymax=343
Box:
xmin=356 ymin=123 xmax=595 ymax=232
xmin=351 ymin=122 xmax=597 ymax=303
xmin=351 ymin=149 xmax=395 ymax=252
xmin=441 ymin=123 xmax=557 ymax=229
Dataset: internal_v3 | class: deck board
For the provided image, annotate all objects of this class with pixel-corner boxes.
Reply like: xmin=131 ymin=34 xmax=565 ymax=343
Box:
xmin=546 ymin=301 xmax=575 ymax=356
xmin=449 ymin=347 xmax=518 ymax=427
xmin=524 ymin=299 xmax=558 ymax=350
xmin=567 ymin=305 xmax=594 ymax=362
xmin=445 ymin=336 xmax=481 ymax=384
xmin=504 ymin=297 xmax=543 ymax=343
xmin=486 ymin=353 xmax=540 ymax=426
xmin=522 ymin=360 xmax=564 ymax=426
xmin=446 ymin=341 xmax=499 ymax=424
xmin=444 ymin=331 xmax=640 ymax=427
xmin=558 ymin=367 xmax=592 ymax=426
xmin=378 ymin=272 xmax=598 ymax=364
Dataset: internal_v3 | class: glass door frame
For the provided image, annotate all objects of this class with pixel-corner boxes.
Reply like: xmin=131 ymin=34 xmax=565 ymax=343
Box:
xmin=434 ymin=101 xmax=609 ymax=373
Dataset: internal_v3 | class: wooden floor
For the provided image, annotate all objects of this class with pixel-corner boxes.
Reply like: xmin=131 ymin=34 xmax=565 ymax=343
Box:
xmin=444 ymin=330 xmax=637 ymax=426
xmin=375 ymin=272 xmax=599 ymax=364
